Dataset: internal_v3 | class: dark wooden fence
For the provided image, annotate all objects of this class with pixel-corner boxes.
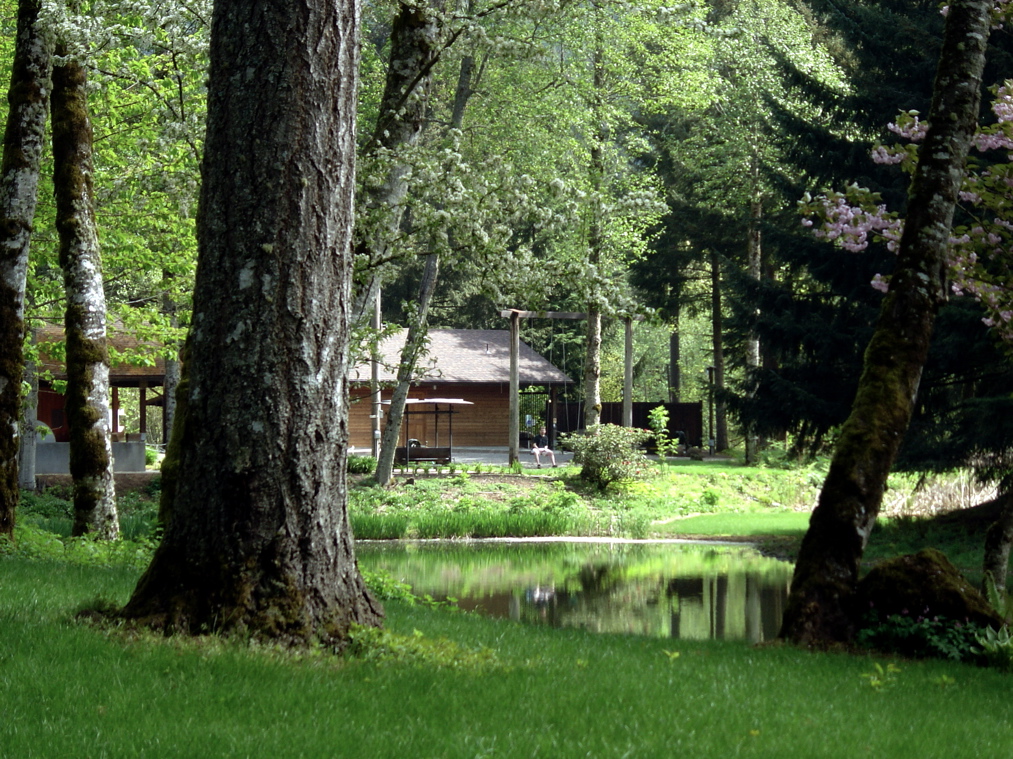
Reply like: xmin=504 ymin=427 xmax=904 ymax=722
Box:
xmin=553 ymin=401 xmax=704 ymax=447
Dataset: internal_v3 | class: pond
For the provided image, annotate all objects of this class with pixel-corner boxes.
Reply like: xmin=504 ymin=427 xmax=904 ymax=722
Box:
xmin=356 ymin=539 xmax=793 ymax=643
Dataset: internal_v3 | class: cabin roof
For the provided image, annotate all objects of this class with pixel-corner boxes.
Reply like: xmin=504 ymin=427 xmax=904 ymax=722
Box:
xmin=351 ymin=329 xmax=572 ymax=386
xmin=36 ymin=323 xmax=166 ymax=388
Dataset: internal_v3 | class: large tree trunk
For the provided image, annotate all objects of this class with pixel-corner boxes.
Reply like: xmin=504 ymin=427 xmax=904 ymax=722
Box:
xmin=0 ymin=0 xmax=50 ymax=539
xmin=51 ymin=49 xmax=118 ymax=540
xmin=122 ymin=0 xmax=383 ymax=645
xmin=352 ymin=0 xmax=446 ymax=325
xmin=779 ymin=0 xmax=991 ymax=646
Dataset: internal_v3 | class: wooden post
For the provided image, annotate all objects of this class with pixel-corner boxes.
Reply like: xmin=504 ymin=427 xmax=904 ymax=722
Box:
xmin=139 ymin=382 xmax=147 ymax=435
xmin=623 ymin=316 xmax=633 ymax=427
xmin=509 ymin=310 xmax=520 ymax=465
xmin=111 ymin=386 xmax=119 ymax=434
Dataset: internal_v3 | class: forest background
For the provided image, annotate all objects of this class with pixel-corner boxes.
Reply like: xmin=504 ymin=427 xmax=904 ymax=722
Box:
xmin=3 ymin=0 xmax=1013 ymax=474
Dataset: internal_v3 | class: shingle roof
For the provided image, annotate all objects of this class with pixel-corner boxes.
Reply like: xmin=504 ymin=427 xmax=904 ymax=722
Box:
xmin=351 ymin=329 xmax=572 ymax=385
xmin=36 ymin=323 xmax=166 ymax=386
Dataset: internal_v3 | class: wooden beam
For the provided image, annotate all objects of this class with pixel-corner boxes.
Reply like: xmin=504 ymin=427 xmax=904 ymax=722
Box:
xmin=499 ymin=309 xmax=586 ymax=320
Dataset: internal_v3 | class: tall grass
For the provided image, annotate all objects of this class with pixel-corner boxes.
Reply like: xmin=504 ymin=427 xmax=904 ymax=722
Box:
xmin=2 ymin=557 xmax=1011 ymax=758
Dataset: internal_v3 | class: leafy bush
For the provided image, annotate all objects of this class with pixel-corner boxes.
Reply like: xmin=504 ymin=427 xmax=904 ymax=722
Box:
xmin=144 ymin=446 xmax=158 ymax=466
xmin=856 ymin=612 xmax=984 ymax=662
xmin=646 ymin=405 xmax=676 ymax=460
xmin=347 ymin=455 xmax=377 ymax=474
xmin=564 ymin=424 xmax=651 ymax=491
xmin=971 ymin=625 xmax=1013 ymax=671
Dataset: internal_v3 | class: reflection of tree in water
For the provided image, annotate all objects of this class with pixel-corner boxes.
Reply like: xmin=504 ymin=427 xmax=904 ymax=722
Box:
xmin=358 ymin=542 xmax=792 ymax=641
xmin=577 ymin=563 xmax=621 ymax=593
xmin=516 ymin=564 xmax=789 ymax=642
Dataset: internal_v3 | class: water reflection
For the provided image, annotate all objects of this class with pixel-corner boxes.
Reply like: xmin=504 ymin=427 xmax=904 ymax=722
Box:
xmin=356 ymin=540 xmax=793 ymax=643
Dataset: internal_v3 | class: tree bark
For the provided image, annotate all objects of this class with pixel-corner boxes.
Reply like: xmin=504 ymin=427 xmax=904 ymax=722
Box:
xmin=51 ymin=49 xmax=118 ymax=540
xmin=0 ymin=0 xmax=50 ymax=539
xmin=744 ymin=200 xmax=762 ymax=464
xmin=18 ymin=351 xmax=37 ymax=491
xmin=122 ymin=0 xmax=383 ymax=645
xmin=375 ymin=253 xmax=441 ymax=485
xmin=584 ymin=37 xmax=606 ymax=431
xmin=982 ymin=491 xmax=1013 ymax=594
xmin=710 ymin=249 xmax=728 ymax=451
xmin=779 ymin=0 xmax=991 ymax=645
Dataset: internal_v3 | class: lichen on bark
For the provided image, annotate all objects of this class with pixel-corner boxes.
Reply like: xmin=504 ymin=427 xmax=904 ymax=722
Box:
xmin=121 ymin=0 xmax=383 ymax=647
xmin=51 ymin=49 xmax=117 ymax=539
xmin=0 ymin=0 xmax=52 ymax=539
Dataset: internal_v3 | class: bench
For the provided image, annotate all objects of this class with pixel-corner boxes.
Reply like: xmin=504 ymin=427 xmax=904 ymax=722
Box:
xmin=394 ymin=446 xmax=452 ymax=466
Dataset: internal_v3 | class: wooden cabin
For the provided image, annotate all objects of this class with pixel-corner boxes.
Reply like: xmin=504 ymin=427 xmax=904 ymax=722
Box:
xmin=31 ymin=324 xmax=168 ymax=473
xmin=349 ymin=329 xmax=573 ymax=448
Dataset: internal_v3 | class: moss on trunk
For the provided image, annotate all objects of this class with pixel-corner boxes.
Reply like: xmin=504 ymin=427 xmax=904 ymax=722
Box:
xmin=779 ymin=0 xmax=992 ymax=646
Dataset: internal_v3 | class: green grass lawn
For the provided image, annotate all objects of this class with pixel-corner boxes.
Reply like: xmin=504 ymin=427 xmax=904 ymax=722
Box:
xmin=2 ymin=557 xmax=1011 ymax=758
xmin=6 ymin=463 xmax=1011 ymax=756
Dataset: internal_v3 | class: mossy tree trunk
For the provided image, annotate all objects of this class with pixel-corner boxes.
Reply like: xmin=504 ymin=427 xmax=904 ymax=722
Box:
xmin=779 ymin=0 xmax=991 ymax=646
xmin=51 ymin=46 xmax=118 ymax=540
xmin=0 ymin=0 xmax=51 ymax=539
xmin=121 ymin=0 xmax=383 ymax=645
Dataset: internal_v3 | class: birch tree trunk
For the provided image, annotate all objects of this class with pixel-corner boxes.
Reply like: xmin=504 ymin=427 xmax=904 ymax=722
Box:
xmin=352 ymin=0 xmax=446 ymax=325
xmin=375 ymin=38 xmax=475 ymax=485
xmin=122 ymin=0 xmax=383 ymax=644
xmin=0 ymin=0 xmax=50 ymax=539
xmin=376 ymin=254 xmax=440 ymax=485
xmin=779 ymin=0 xmax=991 ymax=645
xmin=51 ymin=48 xmax=118 ymax=540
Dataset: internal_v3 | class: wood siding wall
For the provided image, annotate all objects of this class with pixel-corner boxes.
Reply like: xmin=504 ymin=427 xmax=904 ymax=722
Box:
xmin=349 ymin=384 xmax=515 ymax=448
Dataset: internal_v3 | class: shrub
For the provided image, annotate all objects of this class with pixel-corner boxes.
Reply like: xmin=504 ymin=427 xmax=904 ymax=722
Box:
xmin=144 ymin=446 xmax=158 ymax=466
xmin=348 ymin=454 xmax=377 ymax=474
xmin=564 ymin=424 xmax=651 ymax=491
xmin=646 ymin=405 xmax=676 ymax=460
xmin=971 ymin=625 xmax=1013 ymax=671
xmin=856 ymin=611 xmax=984 ymax=662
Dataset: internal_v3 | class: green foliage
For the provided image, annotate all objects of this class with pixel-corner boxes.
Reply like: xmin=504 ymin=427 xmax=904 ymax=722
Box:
xmin=1 ymin=524 xmax=155 ymax=571
xmin=565 ymin=424 xmax=651 ymax=491
xmin=647 ymin=405 xmax=676 ymax=460
xmin=345 ymin=625 xmax=505 ymax=671
xmin=856 ymin=612 xmax=985 ymax=663
xmin=144 ymin=446 xmax=158 ymax=466
xmin=860 ymin=662 xmax=901 ymax=691
xmin=971 ymin=625 xmax=1013 ymax=672
xmin=983 ymin=572 xmax=1012 ymax=619
xmin=347 ymin=455 xmax=377 ymax=474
